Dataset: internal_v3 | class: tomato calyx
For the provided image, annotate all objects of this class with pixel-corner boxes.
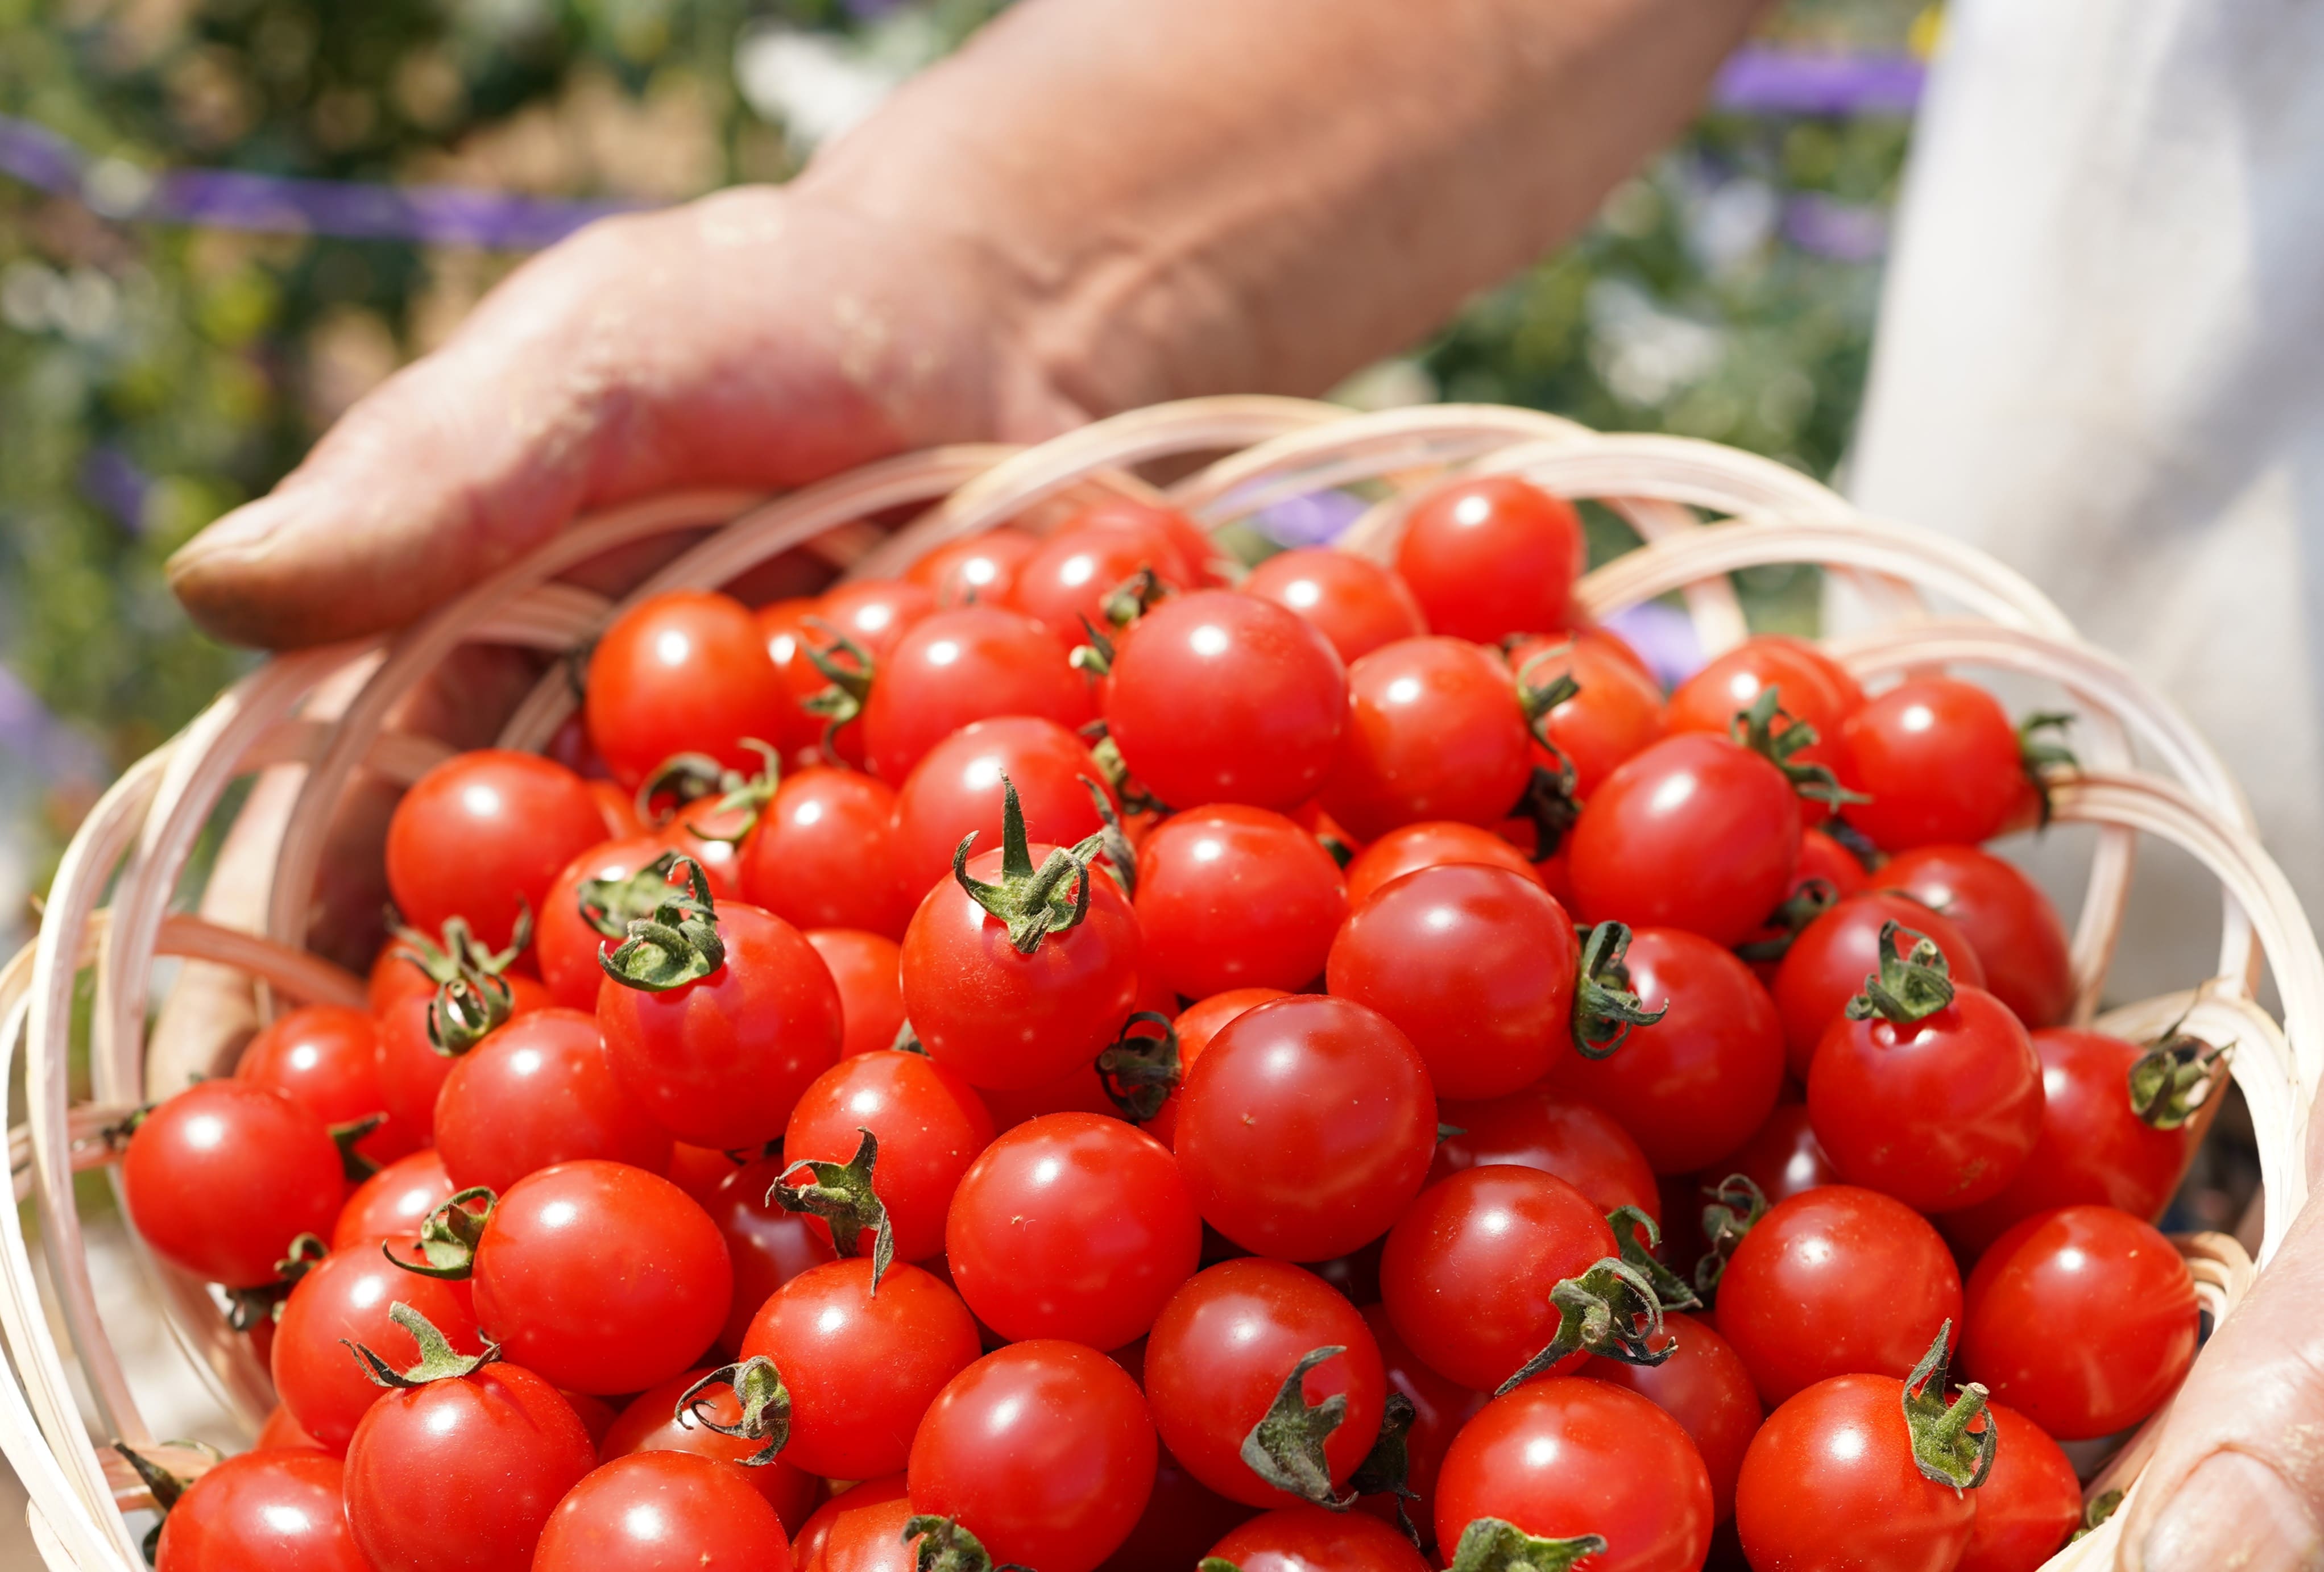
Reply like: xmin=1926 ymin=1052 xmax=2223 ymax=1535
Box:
xmin=1082 ymin=720 xmax=1170 ymax=818
xmin=1902 ymin=1321 xmax=1996 ymax=1490
xmin=1730 ymin=688 xmax=1866 ymax=811
xmin=768 ymin=1127 xmax=896 ymax=1290
xmin=393 ymin=910 xmax=532 ymax=1055
xmin=2018 ymin=711 xmax=2078 ymax=828
xmin=327 ymin=1114 xmax=387 ymax=1182
xmin=1080 ymin=775 xmax=1138 ymax=895
xmin=344 ymin=1300 xmax=503 ymax=1390
xmin=1842 ymin=920 xmax=1957 ymax=1024
xmin=1198 ymin=1561 xmax=1243 ymax=1571
xmin=222 ymin=1233 xmax=329 ymax=1332
xmin=1571 ymin=922 xmax=1668 ymax=1059
xmin=1446 ymin=1517 xmax=1609 ymax=1572
xmin=427 ymin=972 xmax=517 ymax=1056
xmin=951 ymin=774 xmax=1110 ymax=955
xmin=1347 ymin=1390 xmax=1425 ymax=1546
xmin=1610 ymin=1205 xmax=1702 ymax=1313
xmin=1096 ymin=1011 xmax=1180 ymax=1122
xmin=677 ymin=1355 xmax=792 ymax=1466
xmin=390 ymin=911 xmax=530 ymax=991
xmin=1734 ymin=876 xmax=1843 ymax=964
xmin=1496 ymin=1256 xmax=1671 ymax=1396
xmin=801 ymin=619 xmax=878 ymax=760
xmin=1692 ymin=1173 xmax=1767 ymax=1300
xmin=1068 ymin=569 xmax=1173 ymax=678
xmin=2073 ymin=1487 xmax=2126 ymax=1542
xmin=387 ymin=1185 xmax=497 ymax=1281
xmin=635 ymin=741 xmax=781 ymax=845
xmin=2129 ymin=1021 xmax=2234 ymax=1130
xmin=114 ymin=1440 xmax=223 ymax=1561
xmin=1241 ymin=1345 xmax=1360 ymax=1509
xmin=597 ymin=856 xmax=727 ymax=992
xmin=1509 ymin=764 xmax=1582 ymax=861
xmin=901 ymin=1513 xmax=1037 ymax=1572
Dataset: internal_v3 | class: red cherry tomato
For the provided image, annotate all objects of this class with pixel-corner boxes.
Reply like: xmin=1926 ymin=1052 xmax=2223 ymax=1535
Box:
xmin=1957 ymin=1401 xmax=2081 ymax=1572
xmin=976 ymin=1056 xmax=1124 ymax=1131
xmin=1669 ymin=634 xmax=1861 ymax=824
xmin=1395 ymin=475 xmax=1585 ymax=644
xmin=235 ymin=1005 xmax=414 ymax=1165
xmin=1206 ymin=1505 xmax=1432 ymax=1571
xmin=1585 ymin=1312 xmax=1762 ymax=1522
xmin=1341 ymin=820 xmax=1546 ymax=911
xmin=1099 ymin=1442 xmax=1263 ymax=1571
xmin=859 ymin=606 xmax=1093 ymax=783
xmin=470 ymin=1160 xmax=732 ymax=1395
xmin=1839 ymin=677 xmax=2024 ymax=850
xmin=946 ymin=1113 xmax=1201 ymax=1348
xmin=122 ymin=1081 xmax=344 ymax=1288
xmin=343 ymin=1361 xmax=595 ymax=1572
xmin=777 ymin=579 xmax=937 ymax=768
xmin=755 ymin=599 xmax=834 ymax=757
xmin=257 ymin=1404 xmax=330 ymax=1453
xmin=792 ymin=1474 xmax=910 ymax=1570
xmin=1142 ymin=986 xmax=1284 ymax=1148
xmin=1137 ymin=805 xmax=1347 ymax=997
xmin=1714 ymin=1104 xmax=1838 ymax=1207
xmin=387 ymin=749 xmax=619 ymax=953
xmin=585 ymin=590 xmax=793 ymax=791
xmin=1327 ymin=863 xmax=1577 ymax=1101
xmin=1320 ymin=637 xmax=1535 ymax=842
xmin=1773 ymin=893 xmax=1989 ymax=1076
xmin=1508 ymin=633 xmax=1670 ymax=798
xmin=908 ymin=527 xmax=1040 ymax=607
xmin=1733 ymin=1371 xmax=1975 ymax=1572
xmin=740 ymin=768 xmax=915 ymax=940
xmin=1428 ymin=1086 xmax=1659 ymax=1221
xmin=598 ymin=1367 xmax=819 ymax=1529
xmin=533 ymin=1451 xmax=792 ymax=1570
xmin=1875 ymin=845 xmax=2074 ymax=1029
xmin=1009 ymin=519 xmax=1196 ymax=637
xmin=1144 ymin=1258 xmax=1387 ymax=1508
xmin=662 ymin=1142 xmax=739 ymax=1206
xmin=1961 ymin=1205 xmax=2197 ymax=1440
xmin=1243 ymin=547 xmax=1427 ymax=665
xmin=1435 ymin=1376 xmax=1713 ymax=1572
xmin=784 ymin=1048 xmax=995 ymax=1262
xmin=1568 ymin=733 xmax=1802 ymax=948
xmin=432 ymin=1007 xmax=672 ymax=1193
xmin=804 ymin=929 xmax=908 ymax=1059
xmin=1715 ymin=1186 xmax=1962 ymax=1408
xmin=539 ymin=836 xmax=742 ymax=1010
xmin=1175 ymin=995 xmax=1437 ymax=1260
xmin=890 ymin=717 xmax=1112 ymax=897
xmin=373 ymin=968 xmax=552 ymax=1147
xmin=1358 ymin=1303 xmax=1485 ymax=1540
xmin=334 ymin=1148 xmax=458 ymax=1250
xmin=154 ymin=1450 xmax=371 ymax=1572
xmin=740 ymin=1257 xmax=983 ymax=1479
xmin=909 ymin=1340 xmax=1158 ymax=1572
xmin=798 ymin=1494 xmax=919 ymax=1572
xmin=273 ymin=1246 xmax=484 ymax=1449
xmin=703 ymin=1151 xmax=836 ymax=1355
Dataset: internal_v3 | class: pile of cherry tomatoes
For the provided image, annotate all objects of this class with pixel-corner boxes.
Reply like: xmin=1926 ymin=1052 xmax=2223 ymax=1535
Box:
xmin=119 ymin=475 xmax=2220 ymax=1572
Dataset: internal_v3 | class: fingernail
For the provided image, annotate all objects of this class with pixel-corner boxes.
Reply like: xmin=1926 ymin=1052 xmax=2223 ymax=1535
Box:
xmin=167 ymin=495 xmax=288 ymax=572
xmin=2141 ymin=1452 xmax=2324 ymax=1571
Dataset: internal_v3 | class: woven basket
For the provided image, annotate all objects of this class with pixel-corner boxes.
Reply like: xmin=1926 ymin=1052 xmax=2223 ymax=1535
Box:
xmin=1 ymin=396 xmax=2313 ymax=1570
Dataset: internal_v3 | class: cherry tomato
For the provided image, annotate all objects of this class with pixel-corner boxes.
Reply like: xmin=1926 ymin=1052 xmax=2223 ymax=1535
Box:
xmin=1319 ymin=637 xmax=1535 ymax=842
xmin=334 ymin=1148 xmax=458 ymax=1250
xmin=1958 ymin=1401 xmax=2081 ymax=1572
xmin=595 ymin=1367 xmax=817 ymax=1528
xmin=793 ymin=1475 xmax=912 ymax=1570
xmin=386 ymin=749 xmax=615 ymax=952
xmin=736 ymin=766 xmax=915 ymax=939
xmin=1669 ymin=634 xmax=1861 ymax=824
xmin=703 ymin=1151 xmax=836 ymax=1355
xmin=257 ymin=1404 xmax=330 ymax=1453
xmin=1144 ymin=1258 xmax=1386 ymax=1508
xmin=1586 ymin=1312 xmax=1762 ymax=1522
xmin=1551 ymin=927 xmax=1784 ymax=1173
xmin=1143 ymin=986 xmax=1286 ymax=1148
xmin=433 ymin=1007 xmax=673 ymax=1193
xmin=740 ymin=1257 xmax=983 ymax=1479
xmin=802 ymin=929 xmax=908 ymax=1059
xmin=1083 ymin=495 xmax=1225 ymax=586
xmin=273 ymin=1245 xmax=484 ymax=1448
xmin=1341 ymin=820 xmax=1546 ymax=910
xmin=1714 ymin=1104 xmax=1838 ymax=1206
xmin=1136 ymin=806 xmax=1347 ymax=997
xmin=908 ymin=527 xmax=1040 ymax=606
xmin=1568 ymin=733 xmax=1802 ymax=948
xmin=1009 ymin=519 xmax=1196 ymax=637
xmin=539 ymin=835 xmax=742 ymax=1010
xmin=154 ymin=1450 xmax=371 ymax=1572
xmin=890 ymin=717 xmax=1112 ymax=897
xmin=374 ymin=968 xmax=552 ymax=1147
xmin=1508 ymin=632 xmax=1670 ymax=798
xmin=754 ymin=598 xmax=832 ymax=757
xmin=1839 ymin=677 xmax=2024 ymax=850
xmin=946 ymin=1113 xmax=1201 ymax=1347
xmin=1428 ymin=1085 xmax=1659 ymax=1221
xmin=1797 ymin=825 xmax=1871 ymax=898
xmin=123 ymin=1081 xmax=345 ymax=1288
xmin=1773 ymin=893 xmax=1989 ymax=1076
xmin=1395 ymin=475 xmax=1585 ymax=644
xmin=859 ymin=606 xmax=1093 ymax=784
xmin=235 ymin=1004 xmax=413 ymax=1165
xmin=785 ymin=1048 xmax=995 ymax=1262
xmin=977 ymin=1056 xmax=1124 ymax=1131
xmin=1206 ymin=1506 xmax=1432 ymax=1571
xmin=469 ymin=1160 xmax=732 ymax=1395
xmin=1097 ymin=1444 xmax=1262 ymax=1571
xmin=343 ymin=1360 xmax=595 ymax=1572
xmin=1435 ymin=1376 xmax=1712 ymax=1572
xmin=1714 ymin=1185 xmax=1961 ymax=1407
xmin=1358 ymin=1303 xmax=1485 ymax=1540
xmin=1175 ymin=995 xmax=1437 ymax=1260
xmin=1733 ymin=1371 xmax=1975 ymax=1572
xmin=1961 ymin=1205 xmax=2197 ymax=1440
xmin=1327 ymin=864 xmax=1576 ymax=1101
xmin=585 ymin=590 xmax=793 ymax=791
xmin=909 ymin=1340 xmax=1158 ymax=1572
xmin=1875 ymin=845 xmax=2074 ymax=1029
xmin=781 ymin=578 xmax=937 ymax=768
xmin=536 ymin=1450 xmax=793 ymax=1569
xmin=1243 ymin=547 xmax=1427 ymax=665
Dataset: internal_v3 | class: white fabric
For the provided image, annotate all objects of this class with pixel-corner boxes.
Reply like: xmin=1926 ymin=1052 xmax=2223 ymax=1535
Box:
xmin=1847 ymin=0 xmax=2324 ymax=994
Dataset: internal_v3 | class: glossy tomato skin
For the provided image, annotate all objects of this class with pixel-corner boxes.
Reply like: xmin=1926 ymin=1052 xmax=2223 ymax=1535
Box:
xmin=122 ymin=1081 xmax=344 ymax=1288
xmin=1395 ymin=476 xmax=1586 ymax=644
xmin=585 ymin=591 xmax=792 ymax=792
xmin=257 ymin=1404 xmax=330 ymax=1453
xmin=900 ymin=846 xmax=1140 ymax=1091
xmin=1144 ymin=986 xmax=1286 ymax=1149
xmin=909 ymin=1340 xmax=1158 ymax=1572
xmin=1961 ymin=1205 xmax=2197 ymax=1440
xmin=1958 ymin=1401 xmax=2081 ymax=1572
xmin=596 ymin=900 xmax=842 ymax=1148
xmin=1341 ymin=820 xmax=1544 ymax=910
xmin=1105 ymin=592 xmax=1349 ymax=811
xmin=1320 ymin=637 xmax=1536 ymax=843
xmin=1875 ymin=845 xmax=2074 ymax=1029
xmin=1507 ymin=632 xmax=1670 ymax=798
xmin=1714 ymin=1104 xmax=1838 ymax=1206
xmin=533 ymin=1451 xmax=792 ymax=1570
xmin=1807 ymin=984 xmax=2044 ymax=1213
xmin=1144 ymin=1259 xmax=1386 ymax=1508
xmin=386 ymin=749 xmax=610 ymax=952
xmin=1939 ymin=1028 xmax=2193 ymax=1256
xmin=890 ymin=717 xmax=1112 ymax=897
xmin=272 ymin=1246 xmax=484 ymax=1449
xmin=1772 ymin=893 xmax=1989 ymax=1077
xmin=1428 ymin=1086 xmax=1659 ymax=1220
xmin=1136 ymin=806 xmax=1347 ymax=997
xmin=792 ymin=1476 xmax=912 ymax=1571
xmin=1733 ymin=1372 xmax=1975 ymax=1572
xmin=598 ymin=1367 xmax=819 ymax=1529
xmin=154 ymin=1450 xmax=371 ymax=1572
xmin=908 ymin=527 xmax=1039 ymax=606
xmin=1715 ymin=1186 xmax=1962 ymax=1408
xmin=1206 ymin=1506 xmax=1432 ymax=1572
xmin=803 ymin=928 xmax=907 ymax=1059
xmin=1550 ymin=927 xmax=1786 ymax=1173
xmin=1839 ymin=678 xmax=2023 ymax=851
xmin=1381 ymin=1165 xmax=1618 ymax=1392
xmin=1358 ymin=1303 xmax=1486 ymax=1540
xmin=785 ymin=1048 xmax=996 ymax=1262
xmin=373 ymin=970 xmax=552 ymax=1146
xmin=1174 ymin=995 xmax=1438 ymax=1260
xmin=433 ymin=1007 xmax=673 ymax=1193
xmin=343 ymin=1361 xmax=595 ymax=1572
xmin=946 ymin=1113 xmax=1202 ymax=1348
xmin=740 ymin=768 xmax=914 ymax=940
xmin=1668 ymin=634 xmax=1861 ymax=824
xmin=1243 ymin=547 xmax=1427 ymax=665
xmin=1009 ymin=520 xmax=1196 ymax=637
xmin=859 ymin=606 xmax=1093 ymax=784
xmin=1328 ymin=864 xmax=1577 ymax=1101
xmin=1586 ymin=1312 xmax=1762 ymax=1522
xmin=773 ymin=580 xmax=935 ymax=769
xmin=703 ymin=1152 xmax=836 ymax=1355
xmin=334 ymin=1148 xmax=458 ymax=1250
xmin=235 ymin=1004 xmax=413 ymax=1164
xmin=753 ymin=598 xmax=828 ymax=757
xmin=1435 ymin=1377 xmax=1713 ymax=1572
xmin=1569 ymin=734 xmax=1803 ymax=949
xmin=472 ymin=1160 xmax=732 ymax=1395
xmin=539 ymin=836 xmax=741 ymax=1010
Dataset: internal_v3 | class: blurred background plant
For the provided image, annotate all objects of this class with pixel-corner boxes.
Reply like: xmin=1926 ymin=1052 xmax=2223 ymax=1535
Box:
xmin=0 ymin=0 xmax=1929 ymax=944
